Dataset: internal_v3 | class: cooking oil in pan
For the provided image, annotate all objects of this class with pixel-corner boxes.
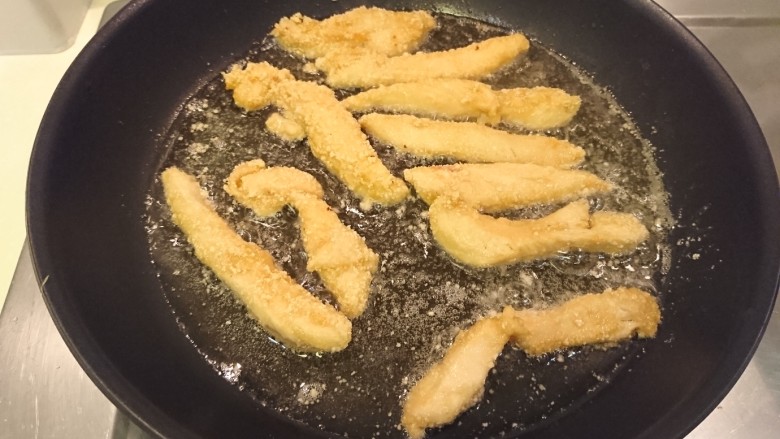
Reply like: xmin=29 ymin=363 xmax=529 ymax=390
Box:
xmin=144 ymin=13 xmax=672 ymax=438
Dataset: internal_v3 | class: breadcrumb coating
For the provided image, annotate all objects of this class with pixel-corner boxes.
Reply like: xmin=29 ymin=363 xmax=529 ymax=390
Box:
xmin=161 ymin=167 xmax=352 ymax=353
xmin=225 ymin=160 xmax=379 ymax=318
xmin=429 ymin=199 xmax=649 ymax=266
xmin=272 ymin=7 xmax=435 ymax=59
xmin=402 ymin=287 xmax=659 ymax=438
xmin=403 ymin=163 xmax=612 ymax=212
xmin=223 ymin=62 xmax=410 ymax=206
xmin=360 ymin=113 xmax=585 ymax=167
xmin=343 ymin=80 xmax=581 ymax=129
xmin=316 ymin=34 xmax=530 ymax=89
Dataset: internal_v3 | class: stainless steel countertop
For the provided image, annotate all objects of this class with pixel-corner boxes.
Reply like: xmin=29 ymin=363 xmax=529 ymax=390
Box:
xmin=1 ymin=1 xmax=779 ymax=438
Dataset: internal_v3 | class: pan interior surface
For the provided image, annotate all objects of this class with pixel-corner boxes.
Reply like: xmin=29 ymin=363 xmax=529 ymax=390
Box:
xmin=26 ymin=1 xmax=780 ymax=439
xmin=145 ymin=12 xmax=670 ymax=438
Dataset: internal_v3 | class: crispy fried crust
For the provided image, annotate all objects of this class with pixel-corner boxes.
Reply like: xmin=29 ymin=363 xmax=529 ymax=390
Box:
xmin=343 ymin=80 xmax=581 ymax=129
xmin=343 ymin=79 xmax=501 ymax=123
xmin=316 ymin=34 xmax=530 ymax=89
xmin=502 ymin=287 xmax=661 ymax=356
xmin=401 ymin=287 xmax=659 ymax=438
xmin=403 ymin=163 xmax=612 ymax=212
xmin=271 ymin=7 xmax=435 ymax=59
xmin=222 ymin=62 xmax=294 ymax=111
xmin=223 ymin=62 xmax=410 ymax=206
xmin=401 ymin=316 xmax=508 ymax=439
xmin=429 ymin=199 xmax=649 ymax=266
xmin=496 ymin=87 xmax=582 ymax=129
xmin=225 ymin=160 xmax=379 ymax=318
xmin=160 ymin=167 xmax=352 ymax=352
xmin=265 ymin=112 xmax=306 ymax=142
xmin=359 ymin=113 xmax=585 ymax=167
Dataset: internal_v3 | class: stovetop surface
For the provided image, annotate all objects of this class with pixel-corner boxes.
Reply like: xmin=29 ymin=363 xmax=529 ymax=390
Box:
xmin=1 ymin=1 xmax=779 ymax=438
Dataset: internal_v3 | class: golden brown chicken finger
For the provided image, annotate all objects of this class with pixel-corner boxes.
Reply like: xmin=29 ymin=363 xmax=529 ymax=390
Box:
xmin=315 ymin=34 xmax=530 ymax=89
xmin=401 ymin=316 xmax=508 ymax=439
xmin=274 ymin=79 xmax=410 ymax=207
xmin=429 ymin=199 xmax=649 ymax=267
xmin=272 ymin=7 xmax=435 ymax=59
xmin=403 ymin=163 xmax=612 ymax=212
xmin=360 ymin=113 xmax=585 ymax=167
xmin=502 ymin=287 xmax=661 ymax=356
xmin=225 ymin=160 xmax=379 ymax=318
xmin=496 ymin=87 xmax=582 ymax=130
xmin=161 ymin=167 xmax=352 ymax=352
xmin=401 ymin=287 xmax=659 ymax=437
xmin=343 ymin=79 xmax=501 ymax=123
xmin=222 ymin=62 xmax=294 ymax=111
xmin=223 ymin=62 xmax=410 ymax=206
xmin=342 ymin=80 xmax=581 ymax=129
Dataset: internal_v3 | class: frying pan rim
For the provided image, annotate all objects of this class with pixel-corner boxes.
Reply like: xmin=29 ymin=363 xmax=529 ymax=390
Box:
xmin=616 ymin=3 xmax=780 ymax=437
xmin=25 ymin=2 xmax=199 ymax=438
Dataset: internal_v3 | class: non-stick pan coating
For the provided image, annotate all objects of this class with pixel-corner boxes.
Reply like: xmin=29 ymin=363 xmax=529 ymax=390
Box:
xmin=27 ymin=1 xmax=780 ymax=438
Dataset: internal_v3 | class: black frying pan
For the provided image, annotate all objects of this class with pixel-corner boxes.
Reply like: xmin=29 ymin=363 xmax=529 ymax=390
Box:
xmin=27 ymin=0 xmax=780 ymax=438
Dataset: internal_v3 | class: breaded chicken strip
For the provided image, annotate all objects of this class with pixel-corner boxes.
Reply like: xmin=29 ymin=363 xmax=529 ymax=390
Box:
xmin=344 ymin=79 xmax=501 ymax=124
xmin=223 ymin=62 xmax=409 ymax=206
xmin=315 ymin=34 xmax=530 ymax=89
xmin=401 ymin=316 xmax=509 ymax=439
xmin=276 ymin=80 xmax=570 ymax=135
xmin=403 ymin=163 xmax=612 ymax=212
xmin=225 ymin=160 xmax=379 ymax=318
xmin=160 ymin=167 xmax=352 ymax=352
xmin=223 ymin=62 xmax=294 ymax=111
xmin=360 ymin=113 xmax=585 ymax=167
xmin=502 ymin=287 xmax=661 ymax=356
xmin=271 ymin=7 xmax=435 ymax=59
xmin=343 ymin=80 xmax=581 ymax=129
xmin=429 ymin=199 xmax=649 ymax=267
xmin=496 ymin=87 xmax=582 ymax=130
xmin=401 ymin=287 xmax=659 ymax=438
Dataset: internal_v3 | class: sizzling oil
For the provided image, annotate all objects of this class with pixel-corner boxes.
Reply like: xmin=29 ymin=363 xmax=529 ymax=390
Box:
xmin=144 ymin=14 xmax=672 ymax=439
